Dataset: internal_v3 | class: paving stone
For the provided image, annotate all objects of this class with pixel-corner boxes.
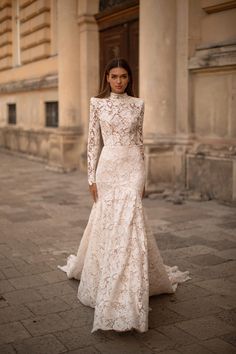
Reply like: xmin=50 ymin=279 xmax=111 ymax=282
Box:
xmin=197 ymin=238 xmax=236 ymax=251
xmin=54 ymin=326 xmax=108 ymax=351
xmin=16 ymin=262 xmax=52 ymax=275
xmin=154 ymin=233 xmax=196 ymax=250
xmin=215 ymin=248 xmax=236 ymax=260
xmin=175 ymin=343 xmax=214 ymax=354
xmin=217 ymin=221 xmax=236 ymax=229
xmin=96 ymin=335 xmax=154 ymax=354
xmin=3 ymin=288 xmax=43 ymax=305
xmin=220 ymin=332 xmax=236 ymax=347
xmin=0 ymin=258 xmax=13 ymax=268
xmin=134 ymin=329 xmax=176 ymax=352
xmin=2 ymin=267 xmax=22 ymax=278
xmin=228 ymin=275 xmax=236 ymax=283
xmin=166 ymin=296 xmax=222 ymax=319
xmin=162 ymin=245 xmax=217 ymax=259
xmin=12 ymin=334 xmax=66 ymax=354
xmin=0 ymin=270 xmax=6 ymax=280
xmin=214 ymin=309 xmax=236 ymax=328
xmin=1 ymin=152 xmax=236 ymax=353
xmin=8 ymin=274 xmax=48 ymax=289
xmin=26 ymin=297 xmax=71 ymax=316
xmin=0 ymin=280 xmax=15 ymax=293
xmin=148 ymin=301 xmax=187 ymax=328
xmin=0 ymin=245 xmax=12 ymax=256
xmin=37 ymin=281 xmax=76 ymax=299
xmin=58 ymin=306 xmax=94 ymax=328
xmin=21 ymin=313 xmax=71 ymax=336
xmin=205 ymin=294 xmax=236 ymax=310
xmin=0 ymin=295 xmax=8 ymax=308
xmin=202 ymin=338 xmax=236 ymax=354
xmin=193 ymin=261 xmax=236 ymax=280
xmin=176 ymin=315 xmax=235 ymax=340
xmin=157 ymin=325 xmax=197 ymax=347
xmin=167 ymin=283 xmax=212 ymax=303
xmin=0 ymin=321 xmax=30 ymax=344
xmin=0 ymin=344 xmax=16 ymax=354
xmin=186 ymin=254 xmax=227 ymax=266
xmin=66 ymin=347 xmax=100 ymax=354
xmin=3 ymin=211 xmax=51 ymax=223
xmin=164 ymin=213 xmax=212 ymax=223
xmin=40 ymin=270 xmax=68 ymax=283
xmin=59 ymin=293 xmax=81 ymax=309
xmin=157 ymin=351 xmax=180 ymax=354
xmin=0 ymin=305 xmax=33 ymax=324
xmin=9 ymin=257 xmax=28 ymax=268
xmin=195 ymin=278 xmax=236 ymax=297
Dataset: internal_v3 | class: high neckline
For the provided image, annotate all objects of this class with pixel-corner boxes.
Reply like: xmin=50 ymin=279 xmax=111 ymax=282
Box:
xmin=110 ymin=92 xmax=128 ymax=99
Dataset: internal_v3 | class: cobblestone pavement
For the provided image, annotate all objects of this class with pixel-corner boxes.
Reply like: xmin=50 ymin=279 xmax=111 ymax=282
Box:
xmin=0 ymin=150 xmax=235 ymax=354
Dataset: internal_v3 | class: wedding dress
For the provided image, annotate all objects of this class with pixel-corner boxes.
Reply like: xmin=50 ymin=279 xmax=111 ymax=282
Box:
xmin=58 ymin=92 xmax=191 ymax=333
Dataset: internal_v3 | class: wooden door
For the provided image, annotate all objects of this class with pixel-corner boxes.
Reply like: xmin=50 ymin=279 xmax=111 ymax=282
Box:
xmin=96 ymin=1 xmax=139 ymax=95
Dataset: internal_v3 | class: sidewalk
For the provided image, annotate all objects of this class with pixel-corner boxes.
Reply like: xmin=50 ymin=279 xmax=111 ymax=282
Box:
xmin=0 ymin=150 xmax=235 ymax=354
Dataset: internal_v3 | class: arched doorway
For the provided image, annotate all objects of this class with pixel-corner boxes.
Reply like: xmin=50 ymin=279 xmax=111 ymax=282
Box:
xmin=95 ymin=0 xmax=139 ymax=95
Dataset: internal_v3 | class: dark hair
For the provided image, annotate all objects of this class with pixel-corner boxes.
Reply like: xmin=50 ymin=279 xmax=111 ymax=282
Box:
xmin=96 ymin=58 xmax=135 ymax=98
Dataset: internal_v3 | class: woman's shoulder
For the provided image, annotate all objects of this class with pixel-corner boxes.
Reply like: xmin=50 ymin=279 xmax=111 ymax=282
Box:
xmin=129 ymin=96 xmax=144 ymax=106
xmin=90 ymin=96 xmax=101 ymax=102
xmin=89 ymin=97 xmax=104 ymax=109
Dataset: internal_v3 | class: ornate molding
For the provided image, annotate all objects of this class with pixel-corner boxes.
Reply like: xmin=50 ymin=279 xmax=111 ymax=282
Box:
xmin=189 ymin=43 xmax=236 ymax=72
xmin=201 ymin=0 xmax=236 ymax=13
xmin=0 ymin=73 xmax=58 ymax=93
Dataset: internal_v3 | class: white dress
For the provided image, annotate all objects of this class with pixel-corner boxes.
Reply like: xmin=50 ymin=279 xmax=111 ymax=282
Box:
xmin=58 ymin=92 xmax=191 ymax=333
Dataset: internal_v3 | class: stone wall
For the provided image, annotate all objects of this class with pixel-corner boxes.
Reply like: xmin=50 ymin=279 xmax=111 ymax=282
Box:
xmin=0 ymin=0 xmax=235 ymax=203
xmin=140 ymin=0 xmax=236 ymax=203
xmin=187 ymin=0 xmax=236 ymax=203
xmin=0 ymin=0 xmax=99 ymax=172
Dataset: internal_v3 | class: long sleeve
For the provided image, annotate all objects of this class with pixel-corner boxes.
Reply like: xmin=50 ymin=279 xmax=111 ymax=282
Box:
xmin=87 ymin=98 xmax=103 ymax=185
xmin=137 ymin=101 xmax=145 ymax=161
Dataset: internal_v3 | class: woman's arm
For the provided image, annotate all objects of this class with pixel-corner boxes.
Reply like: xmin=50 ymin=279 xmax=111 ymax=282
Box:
xmin=137 ymin=100 xmax=145 ymax=161
xmin=87 ymin=97 xmax=103 ymax=186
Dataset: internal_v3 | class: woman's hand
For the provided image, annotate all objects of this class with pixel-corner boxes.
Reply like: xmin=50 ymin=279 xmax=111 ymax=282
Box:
xmin=89 ymin=183 xmax=98 ymax=203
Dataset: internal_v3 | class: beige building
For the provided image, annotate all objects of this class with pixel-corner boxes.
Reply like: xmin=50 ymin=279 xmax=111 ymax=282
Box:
xmin=0 ymin=0 xmax=236 ymax=203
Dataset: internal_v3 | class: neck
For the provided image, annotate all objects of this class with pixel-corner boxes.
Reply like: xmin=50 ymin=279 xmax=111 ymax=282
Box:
xmin=110 ymin=91 xmax=128 ymax=99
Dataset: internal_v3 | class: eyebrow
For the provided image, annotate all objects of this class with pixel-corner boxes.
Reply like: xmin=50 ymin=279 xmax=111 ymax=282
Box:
xmin=111 ymin=74 xmax=128 ymax=77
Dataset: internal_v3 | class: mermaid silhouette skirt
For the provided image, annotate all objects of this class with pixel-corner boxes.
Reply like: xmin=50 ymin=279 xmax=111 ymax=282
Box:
xmin=58 ymin=145 xmax=191 ymax=333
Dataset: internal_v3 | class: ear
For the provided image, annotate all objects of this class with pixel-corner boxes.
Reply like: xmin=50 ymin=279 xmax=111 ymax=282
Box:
xmin=106 ymin=74 xmax=110 ymax=83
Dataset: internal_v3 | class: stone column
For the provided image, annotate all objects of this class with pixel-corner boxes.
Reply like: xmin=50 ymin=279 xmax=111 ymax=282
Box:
xmin=140 ymin=0 xmax=176 ymax=139
xmin=139 ymin=0 xmax=177 ymax=191
xmin=57 ymin=0 xmax=80 ymax=129
xmin=77 ymin=0 xmax=99 ymax=170
xmin=174 ymin=0 xmax=194 ymax=188
xmin=49 ymin=0 xmax=82 ymax=171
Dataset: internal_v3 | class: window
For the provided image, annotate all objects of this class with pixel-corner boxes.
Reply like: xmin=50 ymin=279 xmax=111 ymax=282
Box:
xmin=45 ymin=101 xmax=58 ymax=127
xmin=8 ymin=104 xmax=16 ymax=124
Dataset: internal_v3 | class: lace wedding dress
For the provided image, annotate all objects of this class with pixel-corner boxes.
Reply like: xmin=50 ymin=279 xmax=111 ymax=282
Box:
xmin=58 ymin=92 xmax=191 ymax=333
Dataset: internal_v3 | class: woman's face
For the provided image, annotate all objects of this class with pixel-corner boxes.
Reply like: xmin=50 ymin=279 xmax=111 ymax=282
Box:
xmin=107 ymin=67 xmax=129 ymax=94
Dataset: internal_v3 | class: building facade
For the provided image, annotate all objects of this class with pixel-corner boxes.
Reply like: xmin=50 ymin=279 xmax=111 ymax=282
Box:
xmin=0 ymin=0 xmax=236 ymax=203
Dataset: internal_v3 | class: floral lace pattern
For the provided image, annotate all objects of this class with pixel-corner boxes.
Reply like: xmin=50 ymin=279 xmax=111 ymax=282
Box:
xmin=58 ymin=92 xmax=191 ymax=333
xmin=87 ymin=92 xmax=144 ymax=185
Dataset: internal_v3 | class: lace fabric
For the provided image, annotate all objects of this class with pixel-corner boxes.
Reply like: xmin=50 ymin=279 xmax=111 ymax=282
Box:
xmin=58 ymin=92 xmax=191 ymax=333
xmin=87 ymin=92 xmax=144 ymax=185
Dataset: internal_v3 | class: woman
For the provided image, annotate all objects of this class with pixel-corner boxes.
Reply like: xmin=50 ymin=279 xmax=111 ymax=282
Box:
xmin=58 ymin=58 xmax=190 ymax=333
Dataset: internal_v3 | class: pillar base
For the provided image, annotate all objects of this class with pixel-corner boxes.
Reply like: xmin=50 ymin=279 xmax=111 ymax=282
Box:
xmin=48 ymin=127 xmax=84 ymax=172
xmin=145 ymin=138 xmax=236 ymax=204
xmin=186 ymin=142 xmax=236 ymax=203
xmin=0 ymin=126 xmax=85 ymax=173
xmin=145 ymin=137 xmax=193 ymax=193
